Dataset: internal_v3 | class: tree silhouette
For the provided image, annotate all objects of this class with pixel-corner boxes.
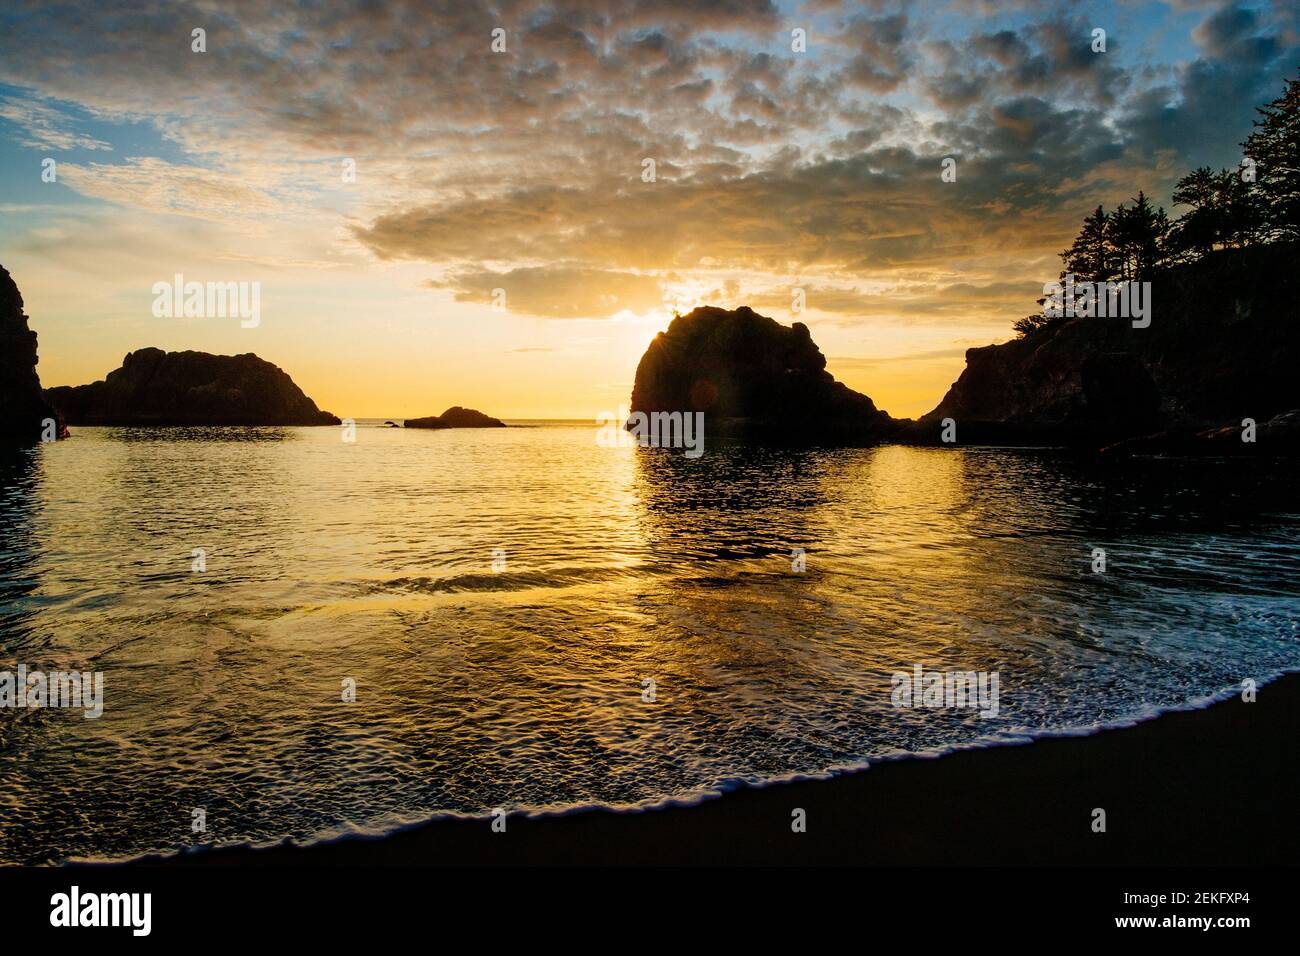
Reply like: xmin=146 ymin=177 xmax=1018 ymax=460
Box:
xmin=1243 ymin=68 xmax=1300 ymax=241
xmin=1169 ymin=166 xmax=1226 ymax=258
xmin=1014 ymin=68 xmax=1298 ymax=336
xmin=1109 ymin=192 xmax=1167 ymax=280
xmin=1060 ymin=205 xmax=1111 ymax=282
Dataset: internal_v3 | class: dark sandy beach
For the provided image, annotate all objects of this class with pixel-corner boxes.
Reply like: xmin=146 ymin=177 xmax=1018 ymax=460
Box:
xmin=149 ymin=673 xmax=1300 ymax=867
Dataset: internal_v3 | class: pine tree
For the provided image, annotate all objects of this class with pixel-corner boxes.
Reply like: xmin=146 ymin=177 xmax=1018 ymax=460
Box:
xmin=1216 ymin=168 xmax=1266 ymax=247
xmin=1170 ymin=167 xmax=1223 ymax=257
xmin=1014 ymin=69 xmax=1296 ymax=336
xmin=1059 ymin=205 xmax=1111 ymax=282
xmin=1109 ymin=202 xmax=1132 ymax=280
xmin=1109 ymin=192 xmax=1167 ymax=278
xmin=1243 ymin=68 xmax=1300 ymax=241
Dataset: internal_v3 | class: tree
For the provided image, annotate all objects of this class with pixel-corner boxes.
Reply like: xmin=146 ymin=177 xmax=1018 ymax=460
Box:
xmin=1243 ymin=68 xmax=1300 ymax=241
xmin=1059 ymin=205 xmax=1111 ymax=282
xmin=1011 ymin=69 xmax=1296 ymax=337
xmin=1169 ymin=166 xmax=1268 ymax=255
xmin=1109 ymin=192 xmax=1167 ymax=279
xmin=1169 ymin=166 xmax=1225 ymax=258
xmin=1215 ymin=168 xmax=1267 ymax=247
xmin=1172 ymin=166 xmax=1220 ymax=211
xmin=1013 ymin=312 xmax=1058 ymax=337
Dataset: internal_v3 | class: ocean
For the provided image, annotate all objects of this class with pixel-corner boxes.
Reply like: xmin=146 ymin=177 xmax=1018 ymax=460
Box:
xmin=1 ymin=420 xmax=1298 ymax=864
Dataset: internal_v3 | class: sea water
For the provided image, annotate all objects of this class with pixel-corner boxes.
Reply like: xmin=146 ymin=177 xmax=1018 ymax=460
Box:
xmin=1 ymin=422 xmax=1297 ymax=863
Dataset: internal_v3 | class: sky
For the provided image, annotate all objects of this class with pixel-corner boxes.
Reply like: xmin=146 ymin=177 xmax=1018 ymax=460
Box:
xmin=0 ymin=0 xmax=1297 ymax=419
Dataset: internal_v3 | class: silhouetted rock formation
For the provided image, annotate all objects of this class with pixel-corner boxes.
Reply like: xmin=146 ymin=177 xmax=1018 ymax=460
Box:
xmin=405 ymin=406 xmax=506 ymax=428
xmin=0 ymin=265 xmax=65 ymax=444
xmin=1100 ymin=409 xmax=1300 ymax=457
xmin=45 ymin=348 xmax=341 ymax=426
xmin=629 ymin=306 xmax=893 ymax=440
xmin=924 ymin=244 xmax=1300 ymax=447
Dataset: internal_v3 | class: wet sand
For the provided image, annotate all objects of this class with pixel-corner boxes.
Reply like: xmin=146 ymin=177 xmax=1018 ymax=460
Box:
xmin=150 ymin=673 xmax=1300 ymax=866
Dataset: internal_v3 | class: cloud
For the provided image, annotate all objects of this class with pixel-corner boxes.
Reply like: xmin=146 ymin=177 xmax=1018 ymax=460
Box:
xmin=841 ymin=14 xmax=912 ymax=93
xmin=1119 ymin=3 xmax=1294 ymax=171
xmin=353 ymin=88 xmax=1143 ymax=280
xmin=59 ymin=157 xmax=285 ymax=222
xmin=830 ymin=347 xmax=971 ymax=368
xmin=0 ymin=96 xmax=112 ymax=151
xmin=748 ymin=278 xmax=1040 ymax=324
xmin=1193 ymin=3 xmax=1278 ymax=63
xmin=430 ymin=266 xmax=666 ymax=317
xmin=924 ymin=15 xmax=1130 ymax=109
xmin=1 ymin=0 xmax=1297 ymax=327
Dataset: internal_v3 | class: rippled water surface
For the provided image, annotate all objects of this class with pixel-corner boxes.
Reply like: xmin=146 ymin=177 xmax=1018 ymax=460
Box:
xmin=2 ymin=422 xmax=1298 ymax=864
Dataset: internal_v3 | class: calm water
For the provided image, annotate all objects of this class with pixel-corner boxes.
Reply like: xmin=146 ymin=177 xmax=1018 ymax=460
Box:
xmin=1 ymin=422 xmax=1298 ymax=864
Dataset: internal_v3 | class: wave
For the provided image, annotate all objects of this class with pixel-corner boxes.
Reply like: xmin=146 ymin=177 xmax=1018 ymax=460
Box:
xmin=73 ymin=664 xmax=1299 ymax=868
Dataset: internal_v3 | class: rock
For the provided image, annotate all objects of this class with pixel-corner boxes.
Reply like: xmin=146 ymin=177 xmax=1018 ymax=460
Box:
xmin=1100 ymin=409 xmax=1300 ymax=457
xmin=920 ymin=332 xmax=1164 ymax=446
xmin=45 ymin=348 xmax=341 ymax=426
xmin=628 ymin=306 xmax=893 ymax=439
xmin=0 ymin=264 xmax=66 ymax=444
xmin=925 ymin=244 xmax=1300 ymax=447
xmin=405 ymin=406 xmax=506 ymax=429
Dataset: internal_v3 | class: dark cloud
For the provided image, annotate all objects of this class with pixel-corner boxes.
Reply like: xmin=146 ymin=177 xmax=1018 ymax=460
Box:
xmin=1121 ymin=3 xmax=1294 ymax=173
xmin=925 ymin=15 xmax=1129 ymax=109
xmin=355 ymin=124 xmax=1117 ymax=280
xmin=841 ymin=14 xmax=912 ymax=93
xmin=1193 ymin=3 xmax=1278 ymax=63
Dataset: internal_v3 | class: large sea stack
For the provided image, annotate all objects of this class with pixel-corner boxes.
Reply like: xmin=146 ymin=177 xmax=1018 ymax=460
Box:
xmin=45 ymin=348 xmax=341 ymax=426
xmin=629 ymin=306 xmax=893 ymax=440
xmin=0 ymin=264 xmax=65 ymax=444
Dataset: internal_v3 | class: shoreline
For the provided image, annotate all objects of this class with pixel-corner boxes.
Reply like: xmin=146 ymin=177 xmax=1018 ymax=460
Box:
xmin=125 ymin=672 xmax=1300 ymax=867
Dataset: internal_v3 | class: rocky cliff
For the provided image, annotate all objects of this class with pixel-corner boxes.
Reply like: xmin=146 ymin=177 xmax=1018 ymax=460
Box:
xmin=45 ymin=348 xmax=341 ymax=426
xmin=924 ymin=244 xmax=1300 ymax=446
xmin=628 ymin=306 xmax=893 ymax=440
xmin=0 ymin=265 xmax=65 ymax=444
xmin=405 ymin=406 xmax=506 ymax=428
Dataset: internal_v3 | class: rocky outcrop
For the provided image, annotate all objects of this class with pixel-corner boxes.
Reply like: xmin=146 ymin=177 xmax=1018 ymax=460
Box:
xmin=1100 ymin=409 xmax=1300 ymax=457
xmin=45 ymin=348 xmax=340 ymax=426
xmin=0 ymin=265 xmax=65 ymax=444
xmin=628 ymin=306 xmax=893 ymax=439
xmin=405 ymin=406 xmax=506 ymax=428
xmin=924 ymin=244 xmax=1300 ymax=446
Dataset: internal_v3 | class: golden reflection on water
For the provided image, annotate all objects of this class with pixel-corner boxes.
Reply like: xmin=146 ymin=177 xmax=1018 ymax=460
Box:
xmin=1 ymin=425 xmax=1298 ymax=862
